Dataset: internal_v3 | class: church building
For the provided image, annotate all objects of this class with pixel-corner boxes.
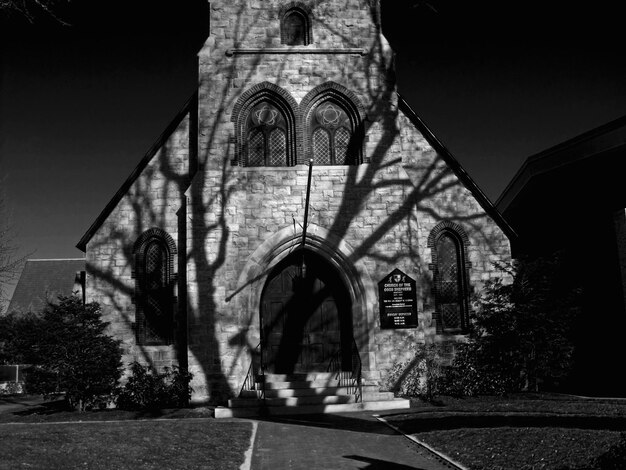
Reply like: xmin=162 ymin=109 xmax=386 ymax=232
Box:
xmin=77 ymin=0 xmax=513 ymax=412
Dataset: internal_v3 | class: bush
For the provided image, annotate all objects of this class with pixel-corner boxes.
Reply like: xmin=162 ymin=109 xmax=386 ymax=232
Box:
xmin=385 ymin=343 xmax=447 ymax=400
xmin=436 ymin=341 xmax=519 ymax=397
xmin=116 ymin=361 xmax=193 ymax=410
xmin=386 ymin=254 xmax=581 ymax=399
xmin=471 ymin=255 xmax=580 ymax=393
xmin=1 ymin=296 xmax=123 ymax=411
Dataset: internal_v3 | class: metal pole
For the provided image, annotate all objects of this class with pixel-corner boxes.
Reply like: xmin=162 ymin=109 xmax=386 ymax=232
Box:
xmin=301 ymin=159 xmax=313 ymax=248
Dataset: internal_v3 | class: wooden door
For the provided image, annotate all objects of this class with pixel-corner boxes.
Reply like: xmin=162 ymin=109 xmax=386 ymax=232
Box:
xmin=261 ymin=252 xmax=350 ymax=373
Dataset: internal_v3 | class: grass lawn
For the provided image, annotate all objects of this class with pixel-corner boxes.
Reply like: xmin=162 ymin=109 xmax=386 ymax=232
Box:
xmin=0 ymin=399 xmax=252 ymax=470
xmin=384 ymin=394 xmax=626 ymax=470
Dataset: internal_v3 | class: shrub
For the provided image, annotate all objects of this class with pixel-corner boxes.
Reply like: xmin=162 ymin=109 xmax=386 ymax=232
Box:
xmin=386 ymin=254 xmax=581 ymax=399
xmin=472 ymin=254 xmax=581 ymax=393
xmin=22 ymin=296 xmax=123 ymax=411
xmin=116 ymin=361 xmax=193 ymax=410
xmin=384 ymin=343 xmax=447 ymax=401
xmin=436 ymin=341 xmax=519 ymax=397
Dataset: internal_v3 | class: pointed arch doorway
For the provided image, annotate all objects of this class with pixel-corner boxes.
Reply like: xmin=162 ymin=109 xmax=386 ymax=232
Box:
xmin=260 ymin=249 xmax=353 ymax=374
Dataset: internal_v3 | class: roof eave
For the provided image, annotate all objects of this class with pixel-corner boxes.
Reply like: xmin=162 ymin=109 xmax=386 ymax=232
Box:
xmin=397 ymin=92 xmax=517 ymax=241
xmin=76 ymin=91 xmax=198 ymax=252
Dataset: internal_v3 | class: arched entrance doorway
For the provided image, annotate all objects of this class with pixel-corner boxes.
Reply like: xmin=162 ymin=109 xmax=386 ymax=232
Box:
xmin=260 ymin=249 xmax=353 ymax=374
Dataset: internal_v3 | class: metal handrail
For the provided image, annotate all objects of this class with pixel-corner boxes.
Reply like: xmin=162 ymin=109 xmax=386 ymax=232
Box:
xmin=327 ymin=339 xmax=362 ymax=402
xmin=240 ymin=343 xmax=265 ymax=400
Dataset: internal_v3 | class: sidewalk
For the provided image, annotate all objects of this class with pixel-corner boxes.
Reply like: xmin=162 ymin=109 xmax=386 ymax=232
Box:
xmin=250 ymin=410 xmax=457 ymax=470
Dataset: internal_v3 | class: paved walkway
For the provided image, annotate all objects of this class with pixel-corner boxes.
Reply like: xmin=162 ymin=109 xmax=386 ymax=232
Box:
xmin=250 ymin=411 xmax=456 ymax=470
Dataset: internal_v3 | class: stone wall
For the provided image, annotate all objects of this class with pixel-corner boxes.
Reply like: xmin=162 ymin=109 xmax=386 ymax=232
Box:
xmin=178 ymin=0 xmax=512 ymax=402
xmin=85 ymin=107 xmax=192 ymax=373
xmin=82 ymin=0 xmax=511 ymax=404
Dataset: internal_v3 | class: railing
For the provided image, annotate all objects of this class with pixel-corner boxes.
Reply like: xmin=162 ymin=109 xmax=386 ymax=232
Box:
xmin=240 ymin=343 xmax=265 ymax=400
xmin=327 ymin=339 xmax=362 ymax=403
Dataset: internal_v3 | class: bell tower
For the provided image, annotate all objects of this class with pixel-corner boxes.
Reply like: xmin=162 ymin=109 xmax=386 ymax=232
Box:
xmin=196 ymin=0 xmax=395 ymax=169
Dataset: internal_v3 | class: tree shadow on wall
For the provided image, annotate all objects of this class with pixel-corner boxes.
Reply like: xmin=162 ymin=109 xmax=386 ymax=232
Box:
xmin=85 ymin=1 xmax=510 ymax=405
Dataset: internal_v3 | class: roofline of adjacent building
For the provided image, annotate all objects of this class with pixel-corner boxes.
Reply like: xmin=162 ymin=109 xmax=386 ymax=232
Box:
xmin=396 ymin=92 xmax=517 ymax=241
xmin=496 ymin=114 xmax=626 ymax=212
xmin=76 ymin=91 xmax=198 ymax=252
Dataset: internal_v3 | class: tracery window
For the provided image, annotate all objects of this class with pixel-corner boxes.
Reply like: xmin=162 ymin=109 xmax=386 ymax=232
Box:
xmin=281 ymin=7 xmax=311 ymax=45
xmin=134 ymin=230 xmax=175 ymax=345
xmin=433 ymin=230 xmax=469 ymax=333
xmin=310 ymin=100 xmax=356 ymax=165
xmin=245 ymin=102 xmax=289 ymax=167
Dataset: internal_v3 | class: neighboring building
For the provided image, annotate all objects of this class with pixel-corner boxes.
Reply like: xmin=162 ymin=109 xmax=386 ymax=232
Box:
xmin=7 ymin=258 xmax=86 ymax=314
xmin=77 ymin=0 xmax=513 ymax=409
xmin=497 ymin=115 xmax=626 ymax=396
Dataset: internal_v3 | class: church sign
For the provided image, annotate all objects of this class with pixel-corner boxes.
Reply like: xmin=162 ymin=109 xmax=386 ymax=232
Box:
xmin=378 ymin=268 xmax=418 ymax=329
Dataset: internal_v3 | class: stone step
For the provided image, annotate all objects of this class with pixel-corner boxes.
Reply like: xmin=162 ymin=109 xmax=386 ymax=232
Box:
xmin=214 ymin=398 xmax=411 ymax=418
xmin=261 ymin=372 xmax=336 ymax=382
xmin=362 ymin=391 xmax=396 ymax=401
xmin=229 ymin=394 xmax=356 ymax=408
xmin=240 ymin=385 xmax=381 ymax=399
xmin=261 ymin=379 xmax=341 ymax=390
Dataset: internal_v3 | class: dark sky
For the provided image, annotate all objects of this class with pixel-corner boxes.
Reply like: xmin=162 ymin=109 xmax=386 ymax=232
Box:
xmin=1 ymin=1 xmax=625 ymax=295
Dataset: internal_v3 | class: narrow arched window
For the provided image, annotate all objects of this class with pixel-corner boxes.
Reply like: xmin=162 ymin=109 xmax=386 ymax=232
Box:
xmin=310 ymin=100 xmax=357 ymax=165
xmin=434 ymin=231 xmax=469 ymax=333
xmin=245 ymin=102 xmax=289 ymax=166
xmin=134 ymin=230 xmax=175 ymax=345
xmin=281 ymin=8 xmax=311 ymax=45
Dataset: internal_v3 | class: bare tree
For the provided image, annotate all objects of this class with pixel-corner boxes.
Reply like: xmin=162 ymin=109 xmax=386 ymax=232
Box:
xmin=0 ymin=0 xmax=69 ymax=24
xmin=0 ymin=188 xmax=30 ymax=311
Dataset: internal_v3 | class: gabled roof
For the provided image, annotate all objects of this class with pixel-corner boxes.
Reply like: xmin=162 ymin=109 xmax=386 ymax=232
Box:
xmin=496 ymin=114 xmax=626 ymax=213
xmin=76 ymin=92 xmax=197 ymax=252
xmin=7 ymin=258 xmax=85 ymax=314
xmin=397 ymin=93 xmax=517 ymax=240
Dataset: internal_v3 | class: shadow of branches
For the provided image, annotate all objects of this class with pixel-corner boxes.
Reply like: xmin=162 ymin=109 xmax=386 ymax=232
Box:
xmin=81 ymin=0 xmax=511 ymax=405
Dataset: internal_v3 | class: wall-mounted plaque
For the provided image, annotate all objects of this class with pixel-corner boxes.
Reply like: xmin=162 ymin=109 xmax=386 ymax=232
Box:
xmin=378 ymin=268 xmax=418 ymax=329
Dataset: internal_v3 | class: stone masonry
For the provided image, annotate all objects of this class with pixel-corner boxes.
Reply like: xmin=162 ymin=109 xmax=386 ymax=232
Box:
xmin=80 ymin=0 xmax=512 ymax=404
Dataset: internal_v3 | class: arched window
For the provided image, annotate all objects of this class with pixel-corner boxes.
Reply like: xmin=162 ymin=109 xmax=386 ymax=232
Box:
xmin=429 ymin=226 xmax=470 ymax=334
xmin=281 ymin=7 xmax=311 ymax=45
xmin=133 ymin=229 xmax=176 ymax=345
xmin=231 ymin=83 xmax=297 ymax=167
xmin=245 ymin=102 xmax=289 ymax=167
xmin=310 ymin=100 xmax=358 ymax=165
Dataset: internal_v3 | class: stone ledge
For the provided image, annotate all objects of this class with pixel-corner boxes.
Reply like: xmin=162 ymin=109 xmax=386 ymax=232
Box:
xmin=225 ymin=47 xmax=367 ymax=57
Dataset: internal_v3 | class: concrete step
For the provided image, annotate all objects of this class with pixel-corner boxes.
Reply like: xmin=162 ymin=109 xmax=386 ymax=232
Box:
xmin=229 ymin=394 xmax=356 ymax=408
xmin=362 ymin=391 xmax=396 ymax=401
xmin=240 ymin=385 xmax=381 ymax=399
xmin=261 ymin=379 xmax=340 ymax=390
xmin=214 ymin=398 xmax=411 ymax=418
xmin=261 ymin=372 xmax=336 ymax=382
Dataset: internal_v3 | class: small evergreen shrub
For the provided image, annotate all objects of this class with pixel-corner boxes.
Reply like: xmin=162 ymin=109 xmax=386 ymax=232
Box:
xmin=116 ymin=362 xmax=193 ymax=410
xmin=17 ymin=296 xmax=123 ymax=411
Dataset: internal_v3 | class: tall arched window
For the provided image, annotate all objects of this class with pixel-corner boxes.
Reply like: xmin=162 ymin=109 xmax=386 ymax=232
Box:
xmin=231 ymin=83 xmax=298 ymax=167
xmin=246 ymin=102 xmax=288 ymax=167
xmin=133 ymin=229 xmax=176 ymax=345
xmin=301 ymin=83 xmax=364 ymax=166
xmin=310 ymin=100 xmax=357 ymax=165
xmin=429 ymin=225 xmax=471 ymax=334
xmin=281 ymin=7 xmax=311 ymax=45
